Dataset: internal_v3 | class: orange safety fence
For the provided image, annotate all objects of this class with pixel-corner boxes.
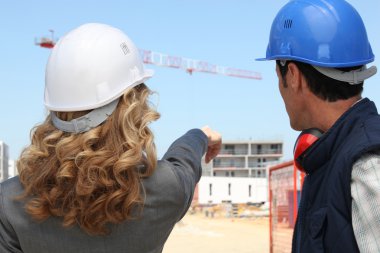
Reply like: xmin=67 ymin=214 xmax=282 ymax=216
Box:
xmin=269 ymin=161 xmax=305 ymax=253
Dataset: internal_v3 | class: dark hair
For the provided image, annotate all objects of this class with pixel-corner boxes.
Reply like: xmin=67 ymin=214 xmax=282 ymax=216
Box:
xmin=276 ymin=60 xmax=363 ymax=102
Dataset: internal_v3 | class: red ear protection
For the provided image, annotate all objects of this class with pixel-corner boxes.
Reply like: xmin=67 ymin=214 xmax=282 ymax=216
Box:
xmin=293 ymin=128 xmax=324 ymax=172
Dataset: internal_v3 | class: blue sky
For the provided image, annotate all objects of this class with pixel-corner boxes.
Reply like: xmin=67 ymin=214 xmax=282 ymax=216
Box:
xmin=1 ymin=0 xmax=379 ymax=161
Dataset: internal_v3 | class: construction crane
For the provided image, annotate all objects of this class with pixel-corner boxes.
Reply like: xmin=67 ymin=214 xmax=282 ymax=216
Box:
xmin=139 ymin=49 xmax=261 ymax=80
xmin=35 ymin=32 xmax=262 ymax=80
xmin=35 ymin=30 xmax=56 ymax=49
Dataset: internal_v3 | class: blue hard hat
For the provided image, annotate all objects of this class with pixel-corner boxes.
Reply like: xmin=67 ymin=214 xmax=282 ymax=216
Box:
xmin=257 ymin=0 xmax=375 ymax=67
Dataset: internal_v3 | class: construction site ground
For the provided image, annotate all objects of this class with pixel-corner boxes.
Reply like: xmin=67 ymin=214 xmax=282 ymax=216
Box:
xmin=163 ymin=211 xmax=269 ymax=253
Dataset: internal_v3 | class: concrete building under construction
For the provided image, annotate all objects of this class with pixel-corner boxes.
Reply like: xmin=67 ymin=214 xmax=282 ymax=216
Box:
xmin=0 ymin=141 xmax=9 ymax=182
xmin=196 ymin=140 xmax=283 ymax=205
xmin=202 ymin=140 xmax=283 ymax=178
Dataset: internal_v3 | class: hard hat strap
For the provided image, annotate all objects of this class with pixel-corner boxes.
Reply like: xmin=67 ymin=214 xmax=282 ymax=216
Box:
xmin=312 ymin=65 xmax=377 ymax=85
xmin=51 ymin=98 xmax=120 ymax=133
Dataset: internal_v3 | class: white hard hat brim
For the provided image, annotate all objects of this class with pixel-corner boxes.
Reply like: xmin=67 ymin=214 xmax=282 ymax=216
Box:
xmin=45 ymin=69 xmax=154 ymax=112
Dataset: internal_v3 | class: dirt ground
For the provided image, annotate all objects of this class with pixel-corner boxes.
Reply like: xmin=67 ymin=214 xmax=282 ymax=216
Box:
xmin=163 ymin=212 xmax=269 ymax=253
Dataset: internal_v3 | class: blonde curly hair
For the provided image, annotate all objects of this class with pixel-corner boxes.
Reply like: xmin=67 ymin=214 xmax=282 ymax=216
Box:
xmin=17 ymin=83 xmax=160 ymax=235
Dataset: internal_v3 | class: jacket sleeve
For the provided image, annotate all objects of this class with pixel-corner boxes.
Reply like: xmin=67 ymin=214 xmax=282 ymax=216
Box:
xmin=0 ymin=184 xmax=23 ymax=253
xmin=161 ymin=129 xmax=208 ymax=220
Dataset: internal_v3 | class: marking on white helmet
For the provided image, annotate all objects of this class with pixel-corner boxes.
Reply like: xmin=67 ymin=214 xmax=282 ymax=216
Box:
xmin=120 ymin=42 xmax=130 ymax=55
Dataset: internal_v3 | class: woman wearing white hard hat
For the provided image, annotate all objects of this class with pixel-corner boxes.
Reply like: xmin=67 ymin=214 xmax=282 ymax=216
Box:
xmin=0 ymin=23 xmax=221 ymax=253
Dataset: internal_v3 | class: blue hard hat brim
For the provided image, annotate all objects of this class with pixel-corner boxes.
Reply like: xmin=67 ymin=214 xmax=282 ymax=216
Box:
xmin=255 ymin=57 xmax=268 ymax=62
xmin=255 ymin=55 xmax=374 ymax=68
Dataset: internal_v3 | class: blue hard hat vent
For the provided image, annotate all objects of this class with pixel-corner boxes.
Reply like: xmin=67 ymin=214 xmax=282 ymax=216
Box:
xmin=284 ymin=19 xmax=293 ymax=29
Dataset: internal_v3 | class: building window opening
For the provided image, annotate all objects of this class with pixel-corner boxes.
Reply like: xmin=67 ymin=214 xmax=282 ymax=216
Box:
xmin=209 ymin=184 xmax=212 ymax=196
xmin=257 ymin=144 xmax=262 ymax=154
xmin=225 ymin=144 xmax=235 ymax=154
xmin=249 ymin=185 xmax=252 ymax=197
xmin=228 ymin=183 xmax=231 ymax=196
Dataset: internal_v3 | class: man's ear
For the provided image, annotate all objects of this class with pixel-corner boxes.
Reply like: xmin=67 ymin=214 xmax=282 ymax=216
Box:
xmin=287 ymin=62 xmax=303 ymax=91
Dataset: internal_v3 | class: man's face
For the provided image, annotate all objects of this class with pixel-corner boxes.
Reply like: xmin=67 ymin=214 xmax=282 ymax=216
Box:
xmin=275 ymin=64 xmax=304 ymax=131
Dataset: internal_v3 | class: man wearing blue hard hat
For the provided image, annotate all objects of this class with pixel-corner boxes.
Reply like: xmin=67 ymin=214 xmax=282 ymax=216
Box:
xmin=258 ymin=0 xmax=379 ymax=252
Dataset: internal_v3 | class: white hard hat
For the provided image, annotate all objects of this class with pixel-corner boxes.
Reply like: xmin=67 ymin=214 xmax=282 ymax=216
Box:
xmin=44 ymin=23 xmax=153 ymax=112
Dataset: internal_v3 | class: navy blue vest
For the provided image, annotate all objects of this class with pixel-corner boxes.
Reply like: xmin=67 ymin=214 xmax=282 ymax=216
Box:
xmin=292 ymin=98 xmax=380 ymax=253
